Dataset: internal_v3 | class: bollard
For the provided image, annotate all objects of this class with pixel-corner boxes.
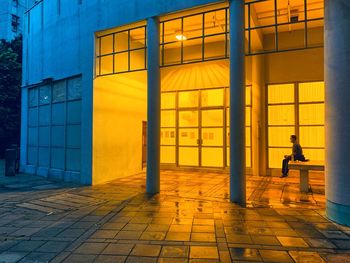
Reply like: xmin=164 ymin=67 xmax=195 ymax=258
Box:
xmin=5 ymin=149 xmax=16 ymax=177
xmin=10 ymin=144 xmax=20 ymax=173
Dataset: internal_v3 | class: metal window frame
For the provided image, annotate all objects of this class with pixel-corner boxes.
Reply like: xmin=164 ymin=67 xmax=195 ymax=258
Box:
xmin=266 ymin=80 xmax=325 ymax=169
xmin=96 ymin=25 xmax=147 ymax=77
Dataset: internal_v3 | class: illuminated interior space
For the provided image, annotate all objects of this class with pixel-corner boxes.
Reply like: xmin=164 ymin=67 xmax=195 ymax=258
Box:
xmin=92 ymin=0 xmax=324 ymax=182
xmin=93 ymin=24 xmax=147 ymax=184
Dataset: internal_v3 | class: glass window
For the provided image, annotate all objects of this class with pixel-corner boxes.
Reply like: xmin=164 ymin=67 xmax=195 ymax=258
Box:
xmin=68 ymin=77 xmax=82 ymax=100
xmin=53 ymin=80 xmax=66 ymax=103
xmin=39 ymin=85 xmax=51 ymax=105
xmin=161 ymin=92 xmax=176 ymax=109
xmin=201 ymin=89 xmax=224 ymax=107
xmin=178 ymin=90 xmax=199 ymax=108
xmin=179 ymin=111 xmax=198 ymax=127
xmin=268 ymin=84 xmax=294 ymax=104
xmin=28 ymin=88 xmax=38 ymax=107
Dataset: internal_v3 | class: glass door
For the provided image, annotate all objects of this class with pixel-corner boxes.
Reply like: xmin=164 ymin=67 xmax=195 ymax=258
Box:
xmin=200 ymin=109 xmax=224 ymax=167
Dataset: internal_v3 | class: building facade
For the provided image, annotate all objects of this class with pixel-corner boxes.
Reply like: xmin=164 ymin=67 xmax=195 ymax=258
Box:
xmin=0 ymin=0 xmax=36 ymax=40
xmin=20 ymin=0 xmax=350 ymax=226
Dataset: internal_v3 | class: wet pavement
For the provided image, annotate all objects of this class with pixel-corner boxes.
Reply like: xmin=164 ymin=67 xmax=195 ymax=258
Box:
xmin=0 ymin=161 xmax=349 ymax=262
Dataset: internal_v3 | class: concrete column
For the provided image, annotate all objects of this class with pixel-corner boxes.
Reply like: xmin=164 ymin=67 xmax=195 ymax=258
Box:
xmin=229 ymin=0 xmax=246 ymax=204
xmin=325 ymin=0 xmax=350 ymax=226
xmin=146 ymin=17 xmax=161 ymax=194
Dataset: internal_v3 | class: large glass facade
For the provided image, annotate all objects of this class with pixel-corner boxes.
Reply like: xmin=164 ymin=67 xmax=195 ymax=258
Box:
xmin=27 ymin=76 xmax=82 ymax=172
xmin=161 ymin=86 xmax=252 ymax=168
xmin=268 ymin=81 xmax=325 ymax=168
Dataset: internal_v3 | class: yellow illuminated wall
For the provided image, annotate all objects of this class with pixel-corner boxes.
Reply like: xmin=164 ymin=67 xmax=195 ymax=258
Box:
xmin=267 ymin=82 xmax=325 ymax=168
xmin=93 ymin=72 xmax=147 ymax=184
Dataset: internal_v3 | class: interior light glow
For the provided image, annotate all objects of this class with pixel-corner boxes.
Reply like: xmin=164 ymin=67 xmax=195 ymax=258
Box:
xmin=176 ymin=34 xmax=187 ymax=41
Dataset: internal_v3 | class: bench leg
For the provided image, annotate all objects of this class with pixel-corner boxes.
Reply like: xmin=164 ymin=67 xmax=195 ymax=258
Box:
xmin=300 ymin=170 xmax=310 ymax=193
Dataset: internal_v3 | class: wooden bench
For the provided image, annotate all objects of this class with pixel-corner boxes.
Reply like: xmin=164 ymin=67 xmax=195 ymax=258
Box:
xmin=288 ymin=161 xmax=325 ymax=192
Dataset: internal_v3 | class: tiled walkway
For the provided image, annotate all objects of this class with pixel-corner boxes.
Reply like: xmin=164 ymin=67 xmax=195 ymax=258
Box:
xmin=0 ymin=165 xmax=349 ymax=262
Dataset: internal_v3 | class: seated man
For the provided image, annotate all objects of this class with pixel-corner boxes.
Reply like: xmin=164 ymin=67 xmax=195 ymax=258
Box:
xmin=281 ymin=135 xmax=306 ymax=178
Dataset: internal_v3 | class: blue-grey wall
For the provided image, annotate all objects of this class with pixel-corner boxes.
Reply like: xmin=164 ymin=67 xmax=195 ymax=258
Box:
xmin=21 ymin=0 xmax=224 ymax=184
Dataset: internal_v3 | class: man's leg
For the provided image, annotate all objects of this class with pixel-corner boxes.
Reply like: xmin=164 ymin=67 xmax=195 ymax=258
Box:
xmin=281 ymin=156 xmax=291 ymax=176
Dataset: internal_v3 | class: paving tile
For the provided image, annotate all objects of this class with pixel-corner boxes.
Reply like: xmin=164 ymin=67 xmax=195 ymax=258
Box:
xmin=305 ymin=238 xmax=336 ymax=249
xmin=165 ymin=232 xmax=190 ymax=242
xmin=91 ymin=230 xmax=119 ymax=239
xmin=18 ymin=252 xmax=56 ymax=262
xmin=158 ymin=258 xmax=188 ymax=263
xmin=190 ymin=246 xmax=219 ymax=259
xmin=115 ymin=231 xmax=143 ymax=240
xmin=36 ymin=241 xmax=70 ymax=253
xmin=192 ymin=225 xmax=215 ymax=233
xmin=169 ymin=224 xmax=192 ymax=233
xmin=146 ymin=224 xmax=170 ymax=232
xmin=140 ymin=231 xmax=166 ymax=240
xmin=229 ymin=247 xmax=261 ymax=261
xmin=160 ymin=246 xmax=189 ymax=258
xmin=9 ymin=240 xmax=45 ymax=252
xmin=259 ymin=250 xmax=293 ymax=263
xmin=130 ymin=244 xmax=161 ymax=257
xmin=126 ymin=256 xmax=157 ymax=263
xmin=277 ymin=236 xmax=309 ymax=247
xmin=63 ymin=254 xmax=96 ymax=263
xmin=0 ymin=252 xmax=28 ymax=263
xmin=226 ymin=234 xmax=252 ymax=244
xmin=190 ymin=232 xmax=216 ymax=242
xmin=102 ymin=243 xmax=134 ymax=255
xmin=74 ymin=242 xmax=108 ymax=254
xmin=251 ymin=235 xmax=281 ymax=246
xmin=94 ymin=255 xmax=127 ymax=263
xmin=123 ymin=223 xmax=148 ymax=232
xmin=289 ymin=251 xmax=325 ymax=263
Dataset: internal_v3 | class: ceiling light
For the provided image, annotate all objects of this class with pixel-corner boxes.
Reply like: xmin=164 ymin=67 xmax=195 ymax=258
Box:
xmin=175 ymin=34 xmax=187 ymax=41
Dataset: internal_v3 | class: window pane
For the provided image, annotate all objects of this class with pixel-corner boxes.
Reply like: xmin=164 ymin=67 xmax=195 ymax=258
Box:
xmin=204 ymin=34 xmax=225 ymax=59
xmin=268 ymin=148 xmax=290 ymax=168
xmin=202 ymin=147 xmax=223 ymax=167
xmin=201 ymin=88 xmax=224 ymax=107
xmin=164 ymin=19 xmax=181 ymax=43
xmin=100 ymin=35 xmax=113 ymax=55
xmin=28 ymin=88 xmax=38 ymax=107
xmin=268 ymin=105 xmax=295 ymax=125
xmin=299 ymin=126 xmax=325 ymax=148
xmin=53 ymin=80 xmax=66 ymax=103
xmin=268 ymin=84 xmax=294 ymax=104
xmin=114 ymin=52 xmax=129 ymax=72
xmin=67 ymin=77 xmax=82 ymax=100
xmin=163 ymin=42 xmax=181 ymax=65
xmin=268 ymin=126 xmax=295 ymax=147
xmin=130 ymin=27 xmax=145 ymax=49
xmin=303 ymin=148 xmax=324 ymax=162
xmin=130 ymin=49 xmax=145 ymax=70
xmin=161 ymin=92 xmax=176 ymax=109
xmin=246 ymin=127 xmax=251 ymax=147
xmin=246 ymin=147 xmax=251 ymax=167
xmin=299 ymin=81 xmax=325 ymax=102
xmin=201 ymin=128 xmax=223 ymax=146
xmin=178 ymin=90 xmax=198 ymax=108
xmin=179 ymin=128 xmax=198 ymax=146
xmin=299 ymin=103 xmax=324 ymax=125
xmin=100 ymin=55 xmax=113 ymax=75
xmin=201 ymin=110 xmax=223 ymax=127
xmin=161 ymin=128 xmax=176 ymax=145
xmin=179 ymin=111 xmax=198 ymax=127
xmin=114 ymin=32 xmax=128 ymax=52
xmin=161 ymin=110 xmax=176 ymax=127
xmin=39 ymin=85 xmax=51 ymax=105
xmin=179 ymin=147 xmax=198 ymax=166
xmin=183 ymin=38 xmax=202 ymax=63
xmin=246 ymin=86 xmax=251 ymax=106
xmin=161 ymin=146 xmax=176 ymax=163
xmin=246 ymin=107 xmax=251 ymax=126
xmin=183 ymin=14 xmax=202 ymax=39
xmin=204 ymin=10 xmax=226 ymax=35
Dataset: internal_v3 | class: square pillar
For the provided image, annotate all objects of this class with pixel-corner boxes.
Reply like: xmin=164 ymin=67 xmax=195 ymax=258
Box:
xmin=229 ymin=0 xmax=246 ymax=204
xmin=146 ymin=17 xmax=161 ymax=194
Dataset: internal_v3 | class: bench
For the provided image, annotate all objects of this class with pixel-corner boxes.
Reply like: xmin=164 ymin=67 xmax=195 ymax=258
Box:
xmin=288 ymin=161 xmax=325 ymax=192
